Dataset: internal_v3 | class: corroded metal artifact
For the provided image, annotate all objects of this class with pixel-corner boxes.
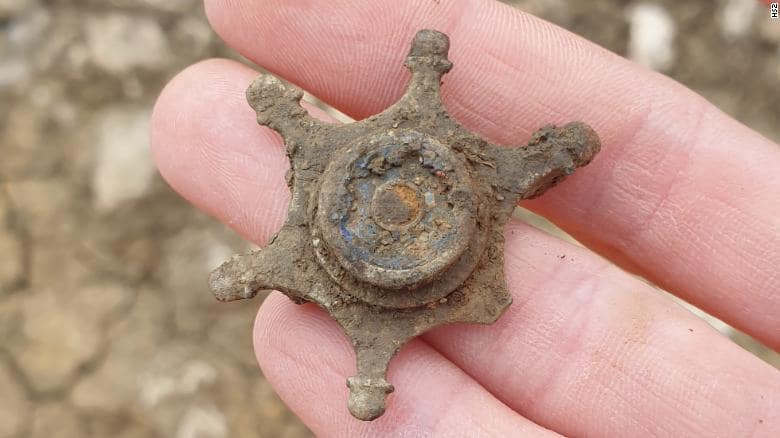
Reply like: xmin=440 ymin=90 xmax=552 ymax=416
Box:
xmin=209 ymin=29 xmax=600 ymax=421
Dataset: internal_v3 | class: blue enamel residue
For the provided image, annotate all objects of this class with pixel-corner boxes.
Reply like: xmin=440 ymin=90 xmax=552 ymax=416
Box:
xmin=378 ymin=256 xmax=402 ymax=270
xmin=354 ymin=155 xmax=370 ymax=177
xmin=385 ymin=166 xmax=401 ymax=180
xmin=354 ymin=220 xmax=378 ymax=241
xmin=357 ymin=180 xmax=373 ymax=200
xmin=339 ymin=217 xmax=353 ymax=243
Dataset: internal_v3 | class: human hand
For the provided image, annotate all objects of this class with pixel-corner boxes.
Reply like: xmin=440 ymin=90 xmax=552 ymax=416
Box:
xmin=150 ymin=1 xmax=780 ymax=436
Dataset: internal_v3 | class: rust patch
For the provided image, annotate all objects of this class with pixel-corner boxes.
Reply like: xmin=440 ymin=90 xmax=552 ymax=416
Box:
xmin=371 ymin=181 xmax=423 ymax=231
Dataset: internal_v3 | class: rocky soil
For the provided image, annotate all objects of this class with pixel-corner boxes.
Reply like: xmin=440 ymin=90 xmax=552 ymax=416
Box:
xmin=0 ymin=0 xmax=778 ymax=437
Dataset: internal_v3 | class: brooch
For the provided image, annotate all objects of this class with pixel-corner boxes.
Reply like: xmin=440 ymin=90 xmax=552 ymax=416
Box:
xmin=209 ymin=29 xmax=600 ymax=420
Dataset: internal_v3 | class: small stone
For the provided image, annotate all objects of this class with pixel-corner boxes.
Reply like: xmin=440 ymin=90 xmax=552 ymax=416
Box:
xmin=720 ymin=0 xmax=758 ymax=39
xmin=30 ymin=403 xmax=85 ymax=438
xmin=92 ymin=107 xmax=155 ymax=212
xmin=131 ymin=341 xmax=263 ymax=437
xmin=29 ymin=244 xmax=90 ymax=289
xmin=122 ymin=75 xmax=144 ymax=98
xmin=0 ymin=294 xmax=23 ymax=340
xmin=627 ymin=3 xmax=676 ymax=71
xmin=6 ymin=178 xmax=78 ymax=240
xmin=71 ymin=288 xmax=167 ymax=411
xmin=85 ymin=412 xmax=157 ymax=438
xmin=0 ymin=361 xmax=30 ymax=438
xmin=6 ymin=5 xmax=49 ymax=48
xmin=175 ymin=404 xmax=228 ymax=438
xmin=65 ymin=43 xmax=90 ymax=71
xmin=0 ymin=104 xmax=61 ymax=179
xmin=0 ymin=57 xmax=31 ymax=90
xmin=138 ymin=351 xmax=218 ymax=408
xmin=174 ymin=16 xmax=214 ymax=57
xmin=86 ymin=13 xmax=171 ymax=74
xmin=72 ymin=281 xmax=134 ymax=324
xmin=0 ymin=0 xmax=32 ymax=18
xmin=162 ymin=229 xmax=238 ymax=334
xmin=8 ymin=288 xmax=103 ymax=394
xmin=0 ymin=224 xmax=24 ymax=294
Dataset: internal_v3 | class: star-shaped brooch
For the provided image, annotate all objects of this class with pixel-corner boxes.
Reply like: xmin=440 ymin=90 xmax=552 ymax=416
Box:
xmin=209 ymin=29 xmax=600 ymax=421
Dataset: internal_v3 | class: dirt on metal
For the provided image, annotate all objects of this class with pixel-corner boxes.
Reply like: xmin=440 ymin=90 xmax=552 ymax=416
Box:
xmin=209 ymin=29 xmax=600 ymax=421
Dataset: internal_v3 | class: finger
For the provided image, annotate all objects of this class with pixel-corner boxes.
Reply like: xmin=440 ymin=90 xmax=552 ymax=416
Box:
xmin=151 ymin=58 xmax=334 ymax=245
xmin=424 ymin=220 xmax=780 ymax=437
xmin=204 ymin=0 xmax=780 ymax=348
xmin=254 ymin=293 xmax=559 ymax=437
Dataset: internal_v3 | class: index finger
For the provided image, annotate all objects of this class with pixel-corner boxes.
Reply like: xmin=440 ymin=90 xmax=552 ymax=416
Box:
xmin=204 ymin=0 xmax=780 ymax=348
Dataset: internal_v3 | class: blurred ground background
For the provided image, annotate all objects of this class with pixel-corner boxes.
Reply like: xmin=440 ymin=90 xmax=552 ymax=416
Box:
xmin=0 ymin=0 xmax=778 ymax=437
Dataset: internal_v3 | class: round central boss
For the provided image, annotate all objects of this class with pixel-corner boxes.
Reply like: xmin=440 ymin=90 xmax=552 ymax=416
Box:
xmin=315 ymin=130 xmax=477 ymax=293
xmin=370 ymin=181 xmax=424 ymax=231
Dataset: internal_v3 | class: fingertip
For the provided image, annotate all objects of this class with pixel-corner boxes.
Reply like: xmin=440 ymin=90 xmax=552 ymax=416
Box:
xmin=150 ymin=57 xmax=292 ymax=244
xmin=203 ymin=0 xmax=249 ymax=50
xmin=253 ymin=292 xmax=305 ymax=359
xmin=150 ymin=57 xmax=341 ymax=245
xmin=150 ymin=57 xmax=267 ymax=177
xmin=252 ymin=292 xmax=291 ymax=367
xmin=251 ymin=293 xmax=364 ymax=433
xmin=253 ymin=293 xmax=354 ymax=377
xmin=151 ymin=58 xmax=257 ymax=165
xmin=250 ymin=293 xmax=543 ymax=437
